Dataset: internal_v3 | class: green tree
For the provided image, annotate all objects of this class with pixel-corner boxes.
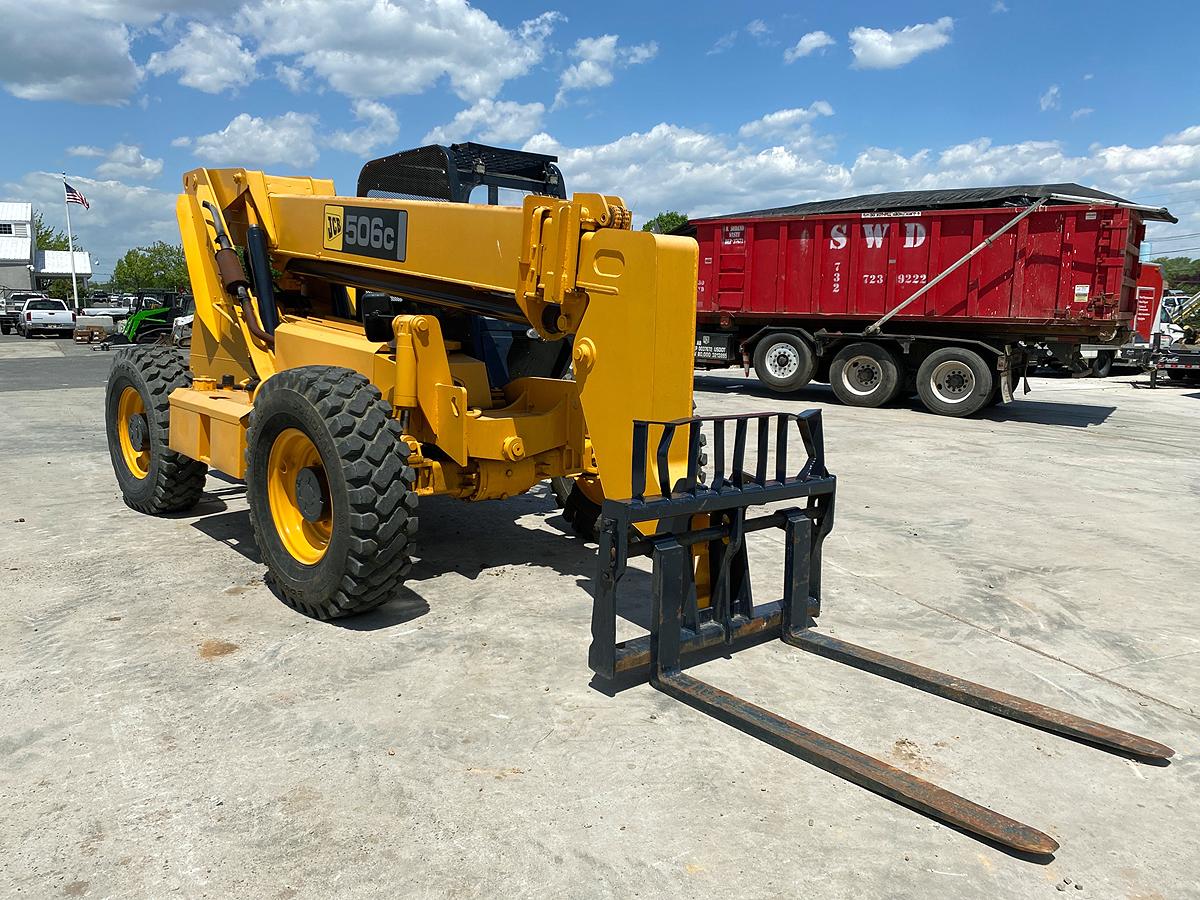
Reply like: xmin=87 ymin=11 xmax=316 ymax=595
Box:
xmin=641 ymin=211 xmax=689 ymax=234
xmin=32 ymin=210 xmax=79 ymax=251
xmin=112 ymin=242 xmax=189 ymax=292
xmin=1153 ymin=256 xmax=1200 ymax=294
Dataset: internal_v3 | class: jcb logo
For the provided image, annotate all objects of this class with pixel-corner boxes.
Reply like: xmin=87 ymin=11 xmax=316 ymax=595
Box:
xmin=322 ymin=205 xmax=345 ymax=251
xmin=321 ymin=203 xmax=407 ymax=262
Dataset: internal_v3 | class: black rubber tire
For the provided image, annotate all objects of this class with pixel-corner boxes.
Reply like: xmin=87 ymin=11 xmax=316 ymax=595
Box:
xmin=812 ymin=353 xmax=833 ymax=384
xmin=915 ymin=347 xmax=995 ymax=417
xmin=752 ymin=333 xmax=815 ymax=393
xmin=245 ymin=366 xmax=418 ymax=619
xmin=1090 ymin=350 xmax=1115 ymax=378
xmin=829 ymin=342 xmax=902 ymax=408
xmin=0 ymin=323 xmax=10 ymax=335
xmin=561 ymin=482 xmax=602 ymax=541
xmin=105 ymin=346 xmax=208 ymax=513
xmin=23 ymin=327 xmax=34 ymax=339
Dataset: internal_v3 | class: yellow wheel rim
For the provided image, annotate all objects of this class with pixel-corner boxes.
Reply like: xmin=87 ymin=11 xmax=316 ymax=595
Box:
xmin=267 ymin=428 xmax=332 ymax=565
xmin=116 ymin=386 xmax=151 ymax=479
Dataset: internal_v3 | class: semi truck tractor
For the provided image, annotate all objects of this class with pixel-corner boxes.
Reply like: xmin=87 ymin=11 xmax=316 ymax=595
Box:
xmin=688 ymin=184 xmax=1175 ymax=416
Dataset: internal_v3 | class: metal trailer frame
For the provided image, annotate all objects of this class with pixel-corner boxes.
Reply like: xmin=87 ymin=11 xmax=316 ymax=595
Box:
xmin=591 ymin=409 xmax=1173 ymax=856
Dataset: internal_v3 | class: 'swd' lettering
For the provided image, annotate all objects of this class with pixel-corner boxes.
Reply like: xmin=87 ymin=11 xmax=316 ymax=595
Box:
xmin=828 ymin=221 xmax=928 ymax=250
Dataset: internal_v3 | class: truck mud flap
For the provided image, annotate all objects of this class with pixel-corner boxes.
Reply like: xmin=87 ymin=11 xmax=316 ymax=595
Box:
xmin=591 ymin=410 xmax=1173 ymax=856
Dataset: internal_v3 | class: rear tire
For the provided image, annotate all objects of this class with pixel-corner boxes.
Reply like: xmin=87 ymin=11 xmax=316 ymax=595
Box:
xmin=105 ymin=346 xmax=208 ymax=513
xmin=916 ymin=347 xmax=994 ymax=417
xmin=829 ymin=343 xmax=902 ymax=408
xmin=561 ymin=481 xmax=602 ymax=541
xmin=245 ymin=366 xmax=418 ymax=619
xmin=752 ymin=333 xmax=815 ymax=392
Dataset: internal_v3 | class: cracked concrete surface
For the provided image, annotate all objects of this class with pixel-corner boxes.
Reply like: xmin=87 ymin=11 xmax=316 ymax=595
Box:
xmin=1 ymin=336 xmax=1197 ymax=898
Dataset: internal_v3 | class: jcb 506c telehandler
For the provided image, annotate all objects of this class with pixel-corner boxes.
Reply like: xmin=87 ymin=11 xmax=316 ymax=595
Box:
xmin=105 ymin=143 xmax=1172 ymax=857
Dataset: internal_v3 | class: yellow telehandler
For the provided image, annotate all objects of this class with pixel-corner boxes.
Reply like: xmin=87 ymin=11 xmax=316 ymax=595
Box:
xmin=105 ymin=143 xmax=1171 ymax=856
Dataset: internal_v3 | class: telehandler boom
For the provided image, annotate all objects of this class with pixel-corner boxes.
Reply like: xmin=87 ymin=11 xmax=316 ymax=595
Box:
xmin=105 ymin=143 xmax=1171 ymax=857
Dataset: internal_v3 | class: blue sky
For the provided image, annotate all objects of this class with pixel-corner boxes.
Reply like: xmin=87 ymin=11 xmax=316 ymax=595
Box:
xmin=2 ymin=1 xmax=1199 ymax=276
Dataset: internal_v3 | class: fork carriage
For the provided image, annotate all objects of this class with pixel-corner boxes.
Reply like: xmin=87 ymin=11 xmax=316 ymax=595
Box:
xmin=590 ymin=409 xmax=1173 ymax=856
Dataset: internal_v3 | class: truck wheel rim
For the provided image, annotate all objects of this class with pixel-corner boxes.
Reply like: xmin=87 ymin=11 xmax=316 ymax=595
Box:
xmin=765 ymin=342 xmax=800 ymax=379
xmin=267 ymin=428 xmax=332 ymax=565
xmin=843 ymin=355 xmax=883 ymax=396
xmin=930 ymin=361 xmax=974 ymax=403
xmin=116 ymin=386 xmax=151 ymax=479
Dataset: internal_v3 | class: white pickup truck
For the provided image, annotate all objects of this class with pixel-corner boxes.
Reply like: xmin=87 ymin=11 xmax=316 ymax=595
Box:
xmin=17 ymin=297 xmax=75 ymax=338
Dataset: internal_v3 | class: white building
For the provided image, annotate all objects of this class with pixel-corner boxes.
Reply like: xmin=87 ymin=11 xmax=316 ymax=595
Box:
xmin=0 ymin=201 xmax=92 ymax=296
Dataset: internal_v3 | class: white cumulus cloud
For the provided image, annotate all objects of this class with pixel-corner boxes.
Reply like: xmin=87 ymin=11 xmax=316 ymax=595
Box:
xmin=784 ymin=31 xmax=836 ymax=63
xmin=242 ymin=1 xmax=561 ymax=101
xmin=146 ymin=22 xmax=257 ymax=93
xmin=1039 ymin=84 xmax=1061 ymax=111
xmin=92 ymin=144 xmax=164 ymax=181
xmin=191 ymin=111 xmax=320 ymax=168
xmin=738 ymin=102 xmax=834 ymax=139
xmin=423 ymin=99 xmax=546 ymax=146
xmin=555 ymin=34 xmax=658 ymax=106
xmin=326 ymin=100 xmax=400 ymax=157
xmin=849 ymin=17 xmax=953 ymax=69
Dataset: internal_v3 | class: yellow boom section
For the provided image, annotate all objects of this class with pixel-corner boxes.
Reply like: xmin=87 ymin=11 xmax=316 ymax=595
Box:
xmin=172 ymin=166 xmax=697 ymax=505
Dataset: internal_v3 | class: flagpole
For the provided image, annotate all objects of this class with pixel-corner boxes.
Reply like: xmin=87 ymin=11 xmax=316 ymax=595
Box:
xmin=62 ymin=174 xmax=79 ymax=310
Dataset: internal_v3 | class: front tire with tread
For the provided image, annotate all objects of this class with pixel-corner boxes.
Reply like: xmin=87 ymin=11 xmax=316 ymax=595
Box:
xmin=246 ymin=366 xmax=418 ymax=620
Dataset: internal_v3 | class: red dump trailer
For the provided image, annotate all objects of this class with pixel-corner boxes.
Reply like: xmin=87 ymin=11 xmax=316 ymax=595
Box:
xmin=690 ymin=184 xmax=1176 ymax=416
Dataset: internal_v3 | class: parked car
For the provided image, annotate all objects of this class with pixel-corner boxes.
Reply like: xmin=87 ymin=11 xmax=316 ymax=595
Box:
xmin=1 ymin=291 xmax=48 ymax=335
xmin=17 ymin=297 xmax=75 ymax=338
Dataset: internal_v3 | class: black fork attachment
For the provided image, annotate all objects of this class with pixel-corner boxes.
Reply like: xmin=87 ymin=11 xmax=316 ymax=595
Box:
xmin=590 ymin=410 xmax=1173 ymax=857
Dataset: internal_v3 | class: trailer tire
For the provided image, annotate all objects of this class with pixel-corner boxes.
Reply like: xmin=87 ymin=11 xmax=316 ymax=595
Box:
xmin=0 ymin=323 xmax=10 ymax=335
xmin=916 ymin=347 xmax=994 ymax=417
xmin=245 ymin=366 xmax=419 ymax=620
xmin=105 ymin=345 xmax=208 ymax=514
xmin=829 ymin=343 xmax=902 ymax=408
xmin=752 ymin=333 xmax=815 ymax=393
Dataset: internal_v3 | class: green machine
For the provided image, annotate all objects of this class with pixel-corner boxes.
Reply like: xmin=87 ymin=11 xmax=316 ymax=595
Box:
xmin=116 ymin=292 xmax=191 ymax=344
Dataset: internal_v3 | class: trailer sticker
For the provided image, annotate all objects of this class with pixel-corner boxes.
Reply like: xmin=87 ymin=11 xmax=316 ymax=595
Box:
xmin=723 ymin=224 xmax=745 ymax=246
xmin=322 ymin=203 xmax=408 ymax=262
xmin=1073 ymin=284 xmax=1091 ymax=299
xmin=861 ymin=210 xmax=923 ymax=218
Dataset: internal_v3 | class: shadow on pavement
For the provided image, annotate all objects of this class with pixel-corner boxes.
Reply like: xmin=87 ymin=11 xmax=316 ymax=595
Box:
xmin=182 ymin=484 xmax=655 ymax=633
xmin=695 ymin=372 xmax=1116 ymax=427
xmin=978 ymin=400 xmax=1116 ymax=427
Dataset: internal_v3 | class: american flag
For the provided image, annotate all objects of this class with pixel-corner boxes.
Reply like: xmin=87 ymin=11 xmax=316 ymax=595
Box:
xmin=64 ymin=182 xmax=90 ymax=210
